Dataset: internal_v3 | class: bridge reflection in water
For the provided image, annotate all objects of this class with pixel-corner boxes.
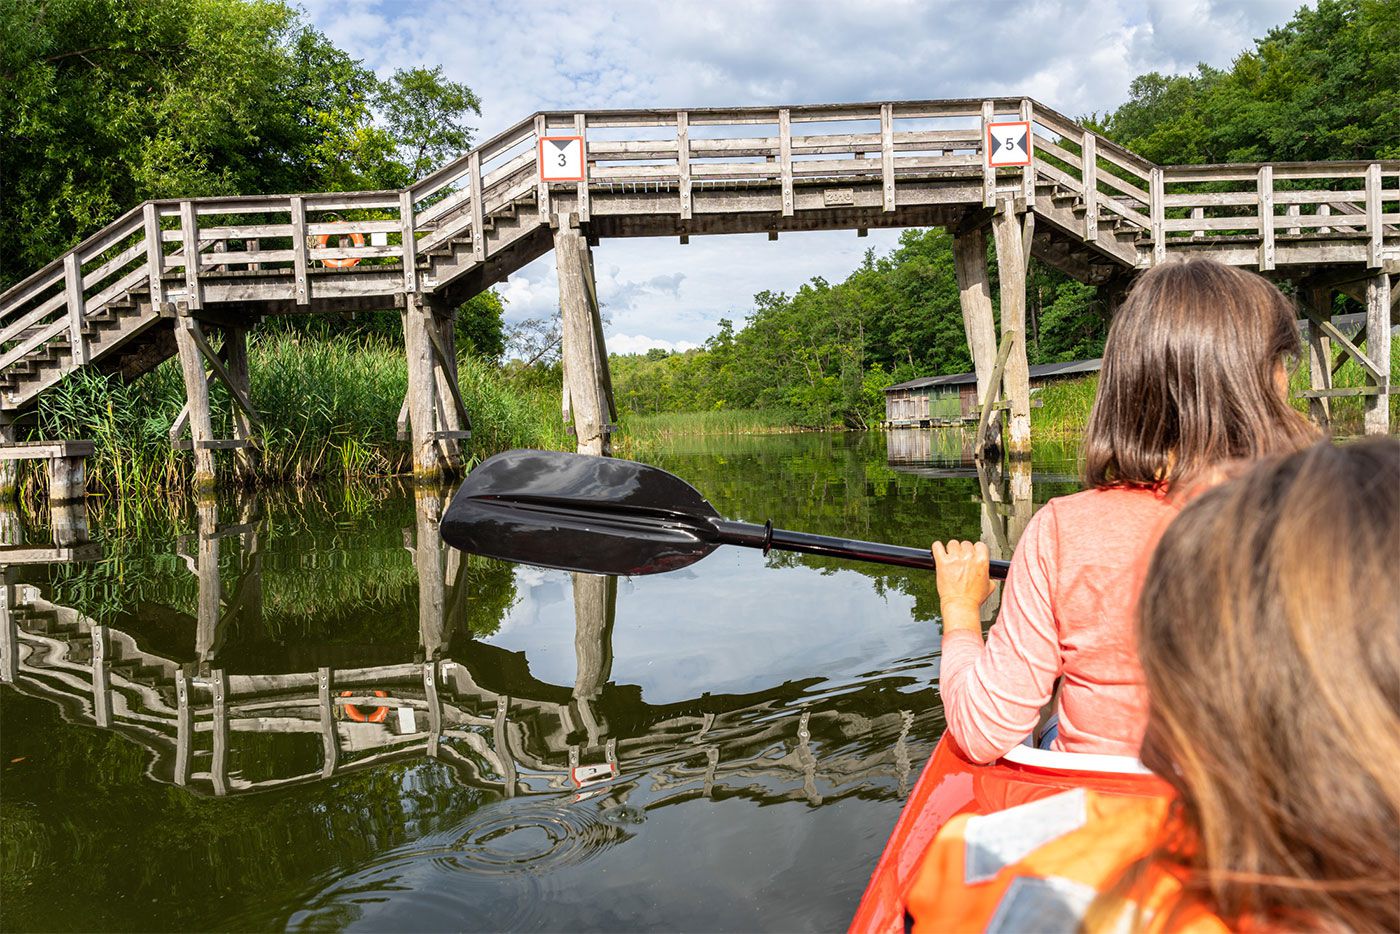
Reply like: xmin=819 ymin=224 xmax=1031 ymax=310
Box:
xmin=0 ymin=484 xmax=937 ymax=809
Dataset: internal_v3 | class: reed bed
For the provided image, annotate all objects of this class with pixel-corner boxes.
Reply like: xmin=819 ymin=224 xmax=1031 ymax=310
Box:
xmin=25 ymin=333 xmax=570 ymax=498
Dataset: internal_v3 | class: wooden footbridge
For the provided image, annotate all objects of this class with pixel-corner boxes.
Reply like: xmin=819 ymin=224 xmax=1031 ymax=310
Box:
xmin=2 ymin=97 xmax=1396 ymax=487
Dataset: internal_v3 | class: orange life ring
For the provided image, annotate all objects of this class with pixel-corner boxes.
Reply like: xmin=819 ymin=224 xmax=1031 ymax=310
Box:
xmin=315 ymin=231 xmax=364 ymax=268
xmin=341 ymin=689 xmax=389 ymax=723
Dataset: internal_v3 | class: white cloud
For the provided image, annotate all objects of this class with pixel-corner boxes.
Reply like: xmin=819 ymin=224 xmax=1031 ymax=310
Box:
xmin=607 ymin=334 xmax=700 ymax=356
xmin=301 ymin=0 xmax=1303 ymax=347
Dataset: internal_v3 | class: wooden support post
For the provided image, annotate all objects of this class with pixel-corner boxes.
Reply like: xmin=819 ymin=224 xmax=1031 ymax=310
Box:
xmin=0 ymin=419 xmax=16 ymax=502
xmin=414 ymin=487 xmax=449 ymax=658
xmin=173 ymin=310 xmax=217 ymax=492
xmin=1286 ymin=203 xmax=1301 ymax=236
xmin=48 ymin=454 xmax=85 ymax=503
xmin=1007 ymin=459 xmax=1034 ymax=550
xmin=1258 ymin=165 xmax=1275 ymax=271
xmin=468 ymin=150 xmax=485 ymax=262
xmin=399 ymin=190 xmax=418 ymax=293
xmin=0 ymin=574 xmax=16 ymax=684
xmin=1190 ymin=207 xmax=1205 ymax=238
xmin=581 ymin=244 xmax=618 ymax=435
xmin=290 ymin=196 xmax=309 ymax=306
xmin=494 ymin=695 xmax=518 ymax=797
xmin=91 ymin=624 xmax=111 ymax=727
xmin=1149 ymin=168 xmax=1166 ymax=264
xmin=779 ymin=108 xmax=794 ymax=217
xmin=1018 ymin=99 xmax=1035 ymax=207
xmin=952 ymin=225 xmax=999 ymax=406
xmin=677 ymin=111 xmax=692 ymax=221
xmin=555 ymin=215 xmax=609 ymax=456
xmin=62 ymin=253 xmax=89 ymax=367
xmin=179 ymin=200 xmax=202 ymax=309
xmin=1364 ymin=272 xmax=1392 ymax=435
xmin=573 ymin=113 xmax=590 ymax=222
xmin=880 ymin=103 xmax=896 ymax=213
xmin=210 ymin=668 xmax=229 ymax=796
xmin=1365 ymin=163 xmax=1383 ymax=269
xmin=1305 ymin=287 xmax=1332 ymax=428
xmin=318 ymin=666 xmax=339 ymax=778
xmin=143 ymin=202 xmax=165 ymax=308
xmin=224 ymin=324 xmax=256 ymax=479
xmin=992 ymin=199 xmax=1032 ymax=458
xmin=424 ymin=295 xmax=470 ymax=467
xmin=402 ymin=293 xmax=444 ymax=482
xmin=51 ymin=501 xmax=88 ymax=547
xmin=980 ymin=100 xmax=996 ymax=207
xmin=1080 ymin=131 xmax=1097 ymax=242
xmin=534 ymin=115 xmax=551 ymax=220
xmin=173 ymin=670 xmax=192 ymax=785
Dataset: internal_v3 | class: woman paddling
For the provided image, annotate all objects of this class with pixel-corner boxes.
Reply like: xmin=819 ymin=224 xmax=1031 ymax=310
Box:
xmin=907 ymin=438 xmax=1400 ymax=932
xmin=933 ymin=257 xmax=1316 ymax=762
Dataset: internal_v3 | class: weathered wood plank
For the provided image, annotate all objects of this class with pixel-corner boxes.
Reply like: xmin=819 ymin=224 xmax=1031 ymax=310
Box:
xmin=1149 ymin=168 xmax=1166 ymax=264
xmin=1080 ymin=131 xmax=1098 ymax=242
xmin=573 ymin=113 xmax=590 ymax=222
xmin=143 ymin=202 xmax=165 ymax=307
xmin=534 ymin=114 xmax=551 ymax=220
xmin=981 ymin=100 xmax=995 ymax=207
xmin=1365 ymin=163 xmax=1383 ymax=268
xmin=1258 ymin=165 xmax=1275 ymax=271
xmin=1364 ymin=271 xmax=1391 ymax=434
xmin=1019 ymin=99 xmax=1035 ymax=206
xmin=290 ymin=196 xmax=309 ymax=306
xmin=179 ymin=200 xmax=202 ymax=309
xmin=880 ymin=103 xmax=895 ymax=212
xmin=0 ymin=441 xmax=95 ymax=460
xmin=677 ymin=111 xmax=692 ymax=221
xmin=399 ymin=191 xmax=418 ymax=293
xmin=62 ymin=253 xmax=88 ymax=367
xmin=779 ymin=108 xmax=794 ymax=217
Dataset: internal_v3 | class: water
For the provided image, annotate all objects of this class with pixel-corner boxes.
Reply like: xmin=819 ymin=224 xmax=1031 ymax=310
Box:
xmin=0 ymin=430 xmax=1080 ymax=931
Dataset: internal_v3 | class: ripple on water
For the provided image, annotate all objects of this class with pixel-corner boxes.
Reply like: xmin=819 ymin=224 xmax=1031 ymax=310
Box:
xmin=287 ymin=796 xmax=634 ymax=932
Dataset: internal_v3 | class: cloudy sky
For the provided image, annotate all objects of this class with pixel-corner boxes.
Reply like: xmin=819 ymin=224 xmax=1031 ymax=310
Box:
xmin=300 ymin=0 xmax=1303 ymax=354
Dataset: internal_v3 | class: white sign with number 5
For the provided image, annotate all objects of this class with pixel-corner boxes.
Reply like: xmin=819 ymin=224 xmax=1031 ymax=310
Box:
xmin=539 ymin=136 xmax=585 ymax=182
xmin=985 ymin=121 xmax=1032 ymax=167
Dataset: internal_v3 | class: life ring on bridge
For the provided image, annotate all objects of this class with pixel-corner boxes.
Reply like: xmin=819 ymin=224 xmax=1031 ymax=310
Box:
xmin=341 ymin=689 xmax=389 ymax=723
xmin=315 ymin=231 xmax=364 ymax=268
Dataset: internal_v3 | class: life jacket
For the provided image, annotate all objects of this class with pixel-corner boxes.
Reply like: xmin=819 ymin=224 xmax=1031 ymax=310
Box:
xmin=905 ymin=787 xmax=1228 ymax=933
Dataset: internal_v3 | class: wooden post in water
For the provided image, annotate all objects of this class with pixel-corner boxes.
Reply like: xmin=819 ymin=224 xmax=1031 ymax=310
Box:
xmin=951 ymin=223 xmax=999 ymax=410
xmin=402 ymin=293 xmax=444 ymax=482
xmin=194 ymin=499 xmax=222 ymax=666
xmin=424 ymin=294 xmax=471 ymax=472
xmin=1364 ymin=273 xmax=1392 ymax=436
xmin=414 ymin=486 xmax=450 ymax=659
xmin=1305 ymin=287 xmax=1333 ymax=429
xmin=554 ymin=213 xmax=612 ymax=456
xmin=174 ymin=311 xmax=217 ymax=493
xmin=991 ymin=199 xmax=1033 ymax=458
xmin=0 ymin=417 xmax=15 ymax=502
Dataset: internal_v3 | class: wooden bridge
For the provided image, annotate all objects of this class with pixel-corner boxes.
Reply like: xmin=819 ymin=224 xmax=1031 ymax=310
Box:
xmin=1 ymin=97 xmax=1396 ymax=487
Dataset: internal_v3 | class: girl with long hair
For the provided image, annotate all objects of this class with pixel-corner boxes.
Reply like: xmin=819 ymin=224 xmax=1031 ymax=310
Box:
xmin=933 ymin=257 xmax=1317 ymax=763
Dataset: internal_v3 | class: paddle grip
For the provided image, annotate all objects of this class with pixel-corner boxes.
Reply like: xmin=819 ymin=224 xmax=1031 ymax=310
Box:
xmin=712 ymin=520 xmax=1011 ymax=579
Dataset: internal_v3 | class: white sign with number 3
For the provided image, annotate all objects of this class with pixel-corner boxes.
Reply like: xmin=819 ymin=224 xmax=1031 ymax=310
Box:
xmin=539 ymin=136 xmax=585 ymax=182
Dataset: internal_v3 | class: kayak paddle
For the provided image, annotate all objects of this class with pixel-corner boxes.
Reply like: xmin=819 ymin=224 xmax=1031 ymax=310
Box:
xmin=440 ymin=449 xmax=1011 ymax=579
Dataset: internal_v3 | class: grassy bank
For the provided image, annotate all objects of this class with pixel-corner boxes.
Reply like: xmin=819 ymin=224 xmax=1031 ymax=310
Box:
xmin=26 ymin=332 xmax=570 ymax=497
xmin=616 ymin=409 xmax=798 ymax=456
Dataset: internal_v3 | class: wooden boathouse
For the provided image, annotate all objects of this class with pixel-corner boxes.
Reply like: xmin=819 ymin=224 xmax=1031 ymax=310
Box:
xmin=884 ymin=358 xmax=1102 ymax=427
xmin=0 ymin=97 xmax=1395 ymax=490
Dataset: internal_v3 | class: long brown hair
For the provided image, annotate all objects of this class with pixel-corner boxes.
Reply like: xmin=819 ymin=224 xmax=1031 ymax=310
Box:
xmin=1083 ymin=258 xmax=1316 ymax=490
xmin=1118 ymin=439 xmax=1400 ymax=930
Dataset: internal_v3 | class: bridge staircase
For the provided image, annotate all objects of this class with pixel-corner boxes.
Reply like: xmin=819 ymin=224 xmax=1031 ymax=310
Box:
xmin=1 ymin=98 xmax=1395 ymax=459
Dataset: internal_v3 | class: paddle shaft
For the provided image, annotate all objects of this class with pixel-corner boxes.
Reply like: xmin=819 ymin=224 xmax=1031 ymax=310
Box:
xmin=712 ymin=520 xmax=1011 ymax=579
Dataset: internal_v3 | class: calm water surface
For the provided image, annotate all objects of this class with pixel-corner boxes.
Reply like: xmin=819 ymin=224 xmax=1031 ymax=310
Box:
xmin=0 ymin=430 xmax=1080 ymax=932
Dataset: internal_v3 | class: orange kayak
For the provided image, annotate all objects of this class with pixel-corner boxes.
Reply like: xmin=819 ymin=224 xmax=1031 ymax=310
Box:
xmin=849 ymin=732 xmax=1168 ymax=933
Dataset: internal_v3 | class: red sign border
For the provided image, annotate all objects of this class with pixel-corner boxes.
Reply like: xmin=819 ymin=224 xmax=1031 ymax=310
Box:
xmin=985 ymin=121 xmax=1033 ymax=168
xmin=539 ymin=135 xmax=586 ymax=182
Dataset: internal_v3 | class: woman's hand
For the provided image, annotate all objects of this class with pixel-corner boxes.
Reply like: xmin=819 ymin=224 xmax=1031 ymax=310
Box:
xmin=932 ymin=540 xmax=995 ymax=616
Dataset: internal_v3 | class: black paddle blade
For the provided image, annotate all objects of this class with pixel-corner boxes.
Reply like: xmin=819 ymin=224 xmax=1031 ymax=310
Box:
xmin=442 ymin=449 xmax=723 ymax=576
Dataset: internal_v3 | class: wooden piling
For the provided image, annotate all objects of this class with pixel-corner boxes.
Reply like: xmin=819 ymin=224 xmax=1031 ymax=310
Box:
xmin=174 ymin=315 xmax=217 ymax=492
xmin=1305 ymin=287 xmax=1333 ymax=429
xmin=952 ymin=225 xmax=999 ymax=406
xmin=555 ymin=214 xmax=612 ymax=456
xmin=991 ymin=200 xmax=1033 ymax=458
xmin=402 ymin=293 xmax=444 ymax=482
xmin=224 ymin=324 xmax=256 ymax=479
xmin=572 ymin=572 xmax=616 ymax=749
xmin=1364 ymin=272 xmax=1392 ymax=436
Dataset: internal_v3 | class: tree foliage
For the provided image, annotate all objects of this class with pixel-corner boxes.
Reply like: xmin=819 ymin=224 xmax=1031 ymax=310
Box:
xmin=0 ymin=0 xmax=481 ymax=283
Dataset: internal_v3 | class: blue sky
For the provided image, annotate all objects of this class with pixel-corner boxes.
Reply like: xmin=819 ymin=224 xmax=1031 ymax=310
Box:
xmin=299 ymin=0 xmax=1303 ymax=354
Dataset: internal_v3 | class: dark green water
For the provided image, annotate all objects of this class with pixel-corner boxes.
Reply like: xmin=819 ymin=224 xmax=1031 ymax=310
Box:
xmin=0 ymin=430 xmax=1079 ymax=932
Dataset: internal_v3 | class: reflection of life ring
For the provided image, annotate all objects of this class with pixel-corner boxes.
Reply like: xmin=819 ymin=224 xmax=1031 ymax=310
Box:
xmin=342 ymin=689 xmax=389 ymax=723
xmin=316 ymin=231 xmax=364 ymax=268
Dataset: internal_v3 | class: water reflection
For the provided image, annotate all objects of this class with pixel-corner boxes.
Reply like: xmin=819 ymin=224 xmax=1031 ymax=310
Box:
xmin=0 ymin=432 xmax=1083 ymax=931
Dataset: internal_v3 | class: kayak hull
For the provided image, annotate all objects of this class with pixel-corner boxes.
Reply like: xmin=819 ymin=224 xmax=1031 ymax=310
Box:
xmin=849 ymin=732 xmax=1168 ymax=933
